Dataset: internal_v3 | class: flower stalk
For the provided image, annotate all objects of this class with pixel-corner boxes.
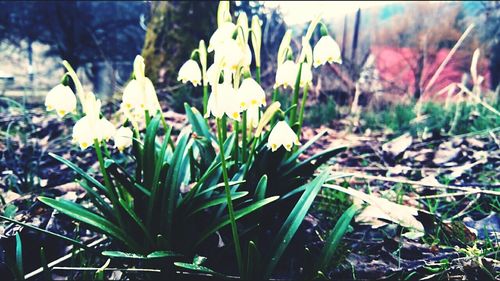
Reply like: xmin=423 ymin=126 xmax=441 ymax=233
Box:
xmin=216 ymin=118 xmax=243 ymax=274
xmin=289 ymin=62 xmax=303 ymax=126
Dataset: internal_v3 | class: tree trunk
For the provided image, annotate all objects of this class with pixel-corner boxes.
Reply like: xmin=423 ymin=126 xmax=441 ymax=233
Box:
xmin=141 ymin=2 xmax=219 ymax=88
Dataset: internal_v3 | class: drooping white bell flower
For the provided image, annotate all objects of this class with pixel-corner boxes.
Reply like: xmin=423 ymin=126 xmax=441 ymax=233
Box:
xmin=206 ymin=83 xmax=242 ymax=121
xmin=241 ymin=44 xmax=253 ymax=67
xmin=274 ymin=60 xmax=298 ymax=89
xmin=300 ymin=63 xmax=313 ymax=88
xmin=268 ymin=121 xmax=300 ymax=152
xmin=122 ymin=55 xmax=161 ymax=116
xmin=98 ymin=118 xmax=116 ymax=142
xmin=214 ymin=39 xmax=245 ymax=72
xmin=237 ymin=78 xmax=266 ymax=110
xmin=208 ymin=22 xmax=237 ymax=52
xmin=72 ymin=116 xmax=95 ymax=150
xmin=206 ymin=64 xmax=221 ymax=85
xmin=122 ymin=75 xmax=160 ymax=114
xmin=45 ymin=84 xmax=77 ymax=117
xmin=114 ymin=126 xmax=133 ymax=152
xmin=178 ymin=59 xmax=202 ymax=86
xmin=313 ymin=35 xmax=342 ymax=68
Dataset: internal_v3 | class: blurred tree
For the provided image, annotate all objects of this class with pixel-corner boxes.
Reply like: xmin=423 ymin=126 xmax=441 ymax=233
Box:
xmin=373 ymin=2 xmax=476 ymax=99
xmin=477 ymin=1 xmax=500 ymax=90
xmin=0 ymin=1 xmax=147 ymax=70
xmin=141 ymin=2 xmax=219 ymax=87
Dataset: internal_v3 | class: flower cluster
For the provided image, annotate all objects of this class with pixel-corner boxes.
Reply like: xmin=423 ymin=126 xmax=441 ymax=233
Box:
xmin=177 ymin=6 xmax=342 ymax=152
xmin=45 ymin=55 xmax=159 ymax=152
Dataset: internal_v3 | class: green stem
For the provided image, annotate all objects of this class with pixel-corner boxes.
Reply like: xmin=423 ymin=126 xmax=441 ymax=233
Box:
xmin=233 ymin=120 xmax=239 ymax=166
xmin=93 ymin=139 xmax=124 ymax=229
xmin=145 ymin=110 xmax=151 ymax=127
xmin=289 ymin=62 xmax=303 ymax=126
xmin=243 ymin=136 xmax=258 ymax=176
xmin=271 ymin=88 xmax=279 ymax=126
xmin=242 ymin=111 xmax=247 ymax=162
xmin=221 ymin=116 xmax=227 ymax=141
xmin=217 ymin=118 xmax=243 ymax=274
xmin=297 ymin=83 xmax=309 ymax=134
xmin=255 ymin=66 xmax=261 ymax=84
xmin=203 ymin=85 xmax=209 ymax=116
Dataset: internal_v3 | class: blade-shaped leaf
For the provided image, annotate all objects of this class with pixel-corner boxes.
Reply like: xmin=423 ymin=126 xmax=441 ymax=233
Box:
xmin=187 ymin=191 xmax=249 ymax=217
xmin=196 ymin=196 xmax=279 ymax=246
xmin=184 ymin=103 xmax=215 ymax=141
xmin=264 ymin=170 xmax=330 ymax=279
xmin=102 ymin=250 xmax=181 ymax=259
xmin=37 ymin=197 xmax=132 ymax=248
xmin=317 ymin=204 xmax=359 ymax=273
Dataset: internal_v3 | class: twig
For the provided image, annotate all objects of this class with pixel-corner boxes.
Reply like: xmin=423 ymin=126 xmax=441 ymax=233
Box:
xmin=51 ymin=267 xmax=161 ymax=273
xmin=25 ymin=236 xmax=107 ymax=280
xmin=328 ymin=170 xmax=500 ymax=196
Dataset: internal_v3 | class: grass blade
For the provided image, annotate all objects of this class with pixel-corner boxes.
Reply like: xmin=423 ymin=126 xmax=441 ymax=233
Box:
xmin=37 ymin=197 xmax=135 ymax=249
xmin=263 ymin=170 xmax=330 ymax=279
xmin=316 ymin=204 xmax=359 ymax=273
xmin=195 ymin=196 xmax=279 ymax=247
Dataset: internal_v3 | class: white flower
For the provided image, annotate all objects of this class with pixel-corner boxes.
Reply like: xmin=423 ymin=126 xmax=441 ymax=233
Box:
xmin=274 ymin=60 xmax=298 ymax=89
xmin=45 ymin=84 xmax=77 ymax=117
xmin=72 ymin=116 xmax=95 ymax=150
xmin=268 ymin=121 xmax=300 ymax=152
xmin=300 ymin=63 xmax=313 ymax=88
xmin=247 ymin=105 xmax=259 ymax=128
xmin=214 ymin=39 xmax=245 ymax=72
xmin=208 ymin=22 xmax=237 ymax=52
xmin=206 ymin=83 xmax=242 ymax=121
xmin=206 ymin=64 xmax=221 ymax=85
xmin=114 ymin=126 xmax=133 ymax=152
xmin=313 ymin=35 xmax=342 ymax=68
xmin=98 ymin=118 xmax=116 ymax=142
xmin=122 ymin=75 xmax=160 ymax=113
xmin=122 ymin=55 xmax=161 ymax=116
xmin=237 ymin=78 xmax=266 ymax=110
xmin=71 ymin=93 xmax=115 ymax=150
xmin=242 ymin=44 xmax=252 ymax=67
xmin=178 ymin=59 xmax=202 ymax=86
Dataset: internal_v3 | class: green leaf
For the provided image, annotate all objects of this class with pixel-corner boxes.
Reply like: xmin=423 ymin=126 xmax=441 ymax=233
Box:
xmin=147 ymin=251 xmax=182 ymax=259
xmin=264 ymin=170 xmax=330 ymax=279
xmin=162 ymin=130 xmax=191 ymax=241
xmin=146 ymin=125 xmax=171 ymax=228
xmin=282 ymin=130 xmax=328 ymax=166
xmin=196 ymin=196 xmax=279 ymax=246
xmin=174 ymin=262 xmax=226 ymax=278
xmin=16 ymin=233 xmax=24 ymax=280
xmin=284 ymin=146 xmax=347 ymax=178
xmin=0 ymin=215 xmax=88 ymax=251
xmin=102 ymin=250 xmax=181 ymax=259
xmin=49 ymin=153 xmax=108 ymax=196
xmin=316 ymin=204 xmax=359 ymax=273
xmin=184 ymin=103 xmax=215 ymax=141
xmin=187 ymin=191 xmax=249 ymax=217
xmin=253 ymin=175 xmax=268 ymax=202
xmin=37 ymin=197 xmax=133 ymax=248
xmin=143 ymin=114 xmax=161 ymax=188
xmin=79 ymin=180 xmax=114 ymax=218
xmin=244 ymin=240 xmax=261 ymax=280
